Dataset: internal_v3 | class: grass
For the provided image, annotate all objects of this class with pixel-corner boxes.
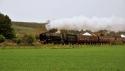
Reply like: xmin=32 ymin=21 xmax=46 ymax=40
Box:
xmin=12 ymin=21 xmax=46 ymax=37
xmin=0 ymin=45 xmax=125 ymax=71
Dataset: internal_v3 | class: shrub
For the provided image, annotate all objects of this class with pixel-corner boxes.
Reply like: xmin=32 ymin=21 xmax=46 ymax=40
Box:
xmin=15 ymin=38 xmax=22 ymax=45
xmin=16 ymin=35 xmax=35 ymax=45
xmin=0 ymin=35 xmax=5 ymax=43
xmin=35 ymin=35 xmax=40 ymax=40
xmin=24 ymin=35 xmax=35 ymax=45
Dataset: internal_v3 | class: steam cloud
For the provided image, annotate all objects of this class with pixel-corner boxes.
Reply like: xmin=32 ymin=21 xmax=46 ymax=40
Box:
xmin=46 ymin=16 xmax=125 ymax=32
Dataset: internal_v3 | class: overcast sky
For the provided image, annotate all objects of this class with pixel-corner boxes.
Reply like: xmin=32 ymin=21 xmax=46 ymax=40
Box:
xmin=0 ymin=0 xmax=125 ymax=22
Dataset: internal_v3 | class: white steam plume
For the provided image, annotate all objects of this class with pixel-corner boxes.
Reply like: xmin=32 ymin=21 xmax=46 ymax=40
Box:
xmin=46 ymin=16 xmax=125 ymax=32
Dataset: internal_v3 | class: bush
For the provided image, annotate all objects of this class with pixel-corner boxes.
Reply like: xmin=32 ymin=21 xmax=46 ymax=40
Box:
xmin=0 ymin=35 xmax=5 ymax=43
xmin=24 ymin=35 xmax=35 ymax=45
xmin=15 ymin=38 xmax=22 ymax=45
xmin=15 ymin=35 xmax=35 ymax=45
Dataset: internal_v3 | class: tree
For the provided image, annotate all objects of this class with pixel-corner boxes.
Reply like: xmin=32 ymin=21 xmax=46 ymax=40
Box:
xmin=108 ymin=31 xmax=116 ymax=36
xmin=0 ymin=13 xmax=15 ymax=39
xmin=97 ymin=30 xmax=108 ymax=36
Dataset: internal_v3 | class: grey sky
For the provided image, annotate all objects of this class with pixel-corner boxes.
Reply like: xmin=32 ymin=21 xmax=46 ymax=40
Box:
xmin=0 ymin=0 xmax=125 ymax=22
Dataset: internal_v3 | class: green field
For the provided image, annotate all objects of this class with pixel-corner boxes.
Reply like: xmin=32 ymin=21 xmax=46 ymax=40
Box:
xmin=0 ymin=45 xmax=125 ymax=71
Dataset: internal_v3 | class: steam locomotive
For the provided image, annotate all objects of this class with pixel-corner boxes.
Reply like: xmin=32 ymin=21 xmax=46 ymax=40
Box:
xmin=39 ymin=31 xmax=125 ymax=44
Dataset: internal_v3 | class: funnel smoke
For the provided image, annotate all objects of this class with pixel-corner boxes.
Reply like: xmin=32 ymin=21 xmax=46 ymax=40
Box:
xmin=46 ymin=16 xmax=125 ymax=32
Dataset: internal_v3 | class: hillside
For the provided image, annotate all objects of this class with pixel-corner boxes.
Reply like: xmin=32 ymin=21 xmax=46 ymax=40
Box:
xmin=12 ymin=21 xmax=47 ymax=37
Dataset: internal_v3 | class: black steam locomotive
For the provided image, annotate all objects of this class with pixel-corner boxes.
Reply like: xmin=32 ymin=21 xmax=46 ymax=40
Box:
xmin=40 ymin=32 xmax=77 ymax=44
